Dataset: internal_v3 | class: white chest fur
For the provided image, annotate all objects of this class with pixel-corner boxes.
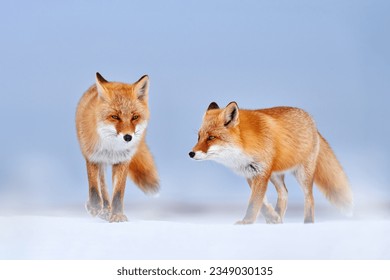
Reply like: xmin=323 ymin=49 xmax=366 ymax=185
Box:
xmin=88 ymin=121 xmax=147 ymax=165
xmin=206 ymin=145 xmax=264 ymax=178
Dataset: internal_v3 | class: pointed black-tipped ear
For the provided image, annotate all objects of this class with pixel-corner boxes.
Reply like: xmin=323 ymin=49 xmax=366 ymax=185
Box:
xmin=96 ymin=72 xmax=110 ymax=99
xmin=134 ymin=75 xmax=149 ymax=101
xmin=207 ymin=102 xmax=220 ymax=111
xmin=96 ymin=72 xmax=108 ymax=84
xmin=223 ymin=101 xmax=239 ymax=127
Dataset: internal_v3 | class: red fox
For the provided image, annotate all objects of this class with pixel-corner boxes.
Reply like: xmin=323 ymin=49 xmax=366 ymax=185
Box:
xmin=76 ymin=73 xmax=159 ymax=222
xmin=189 ymin=102 xmax=352 ymax=224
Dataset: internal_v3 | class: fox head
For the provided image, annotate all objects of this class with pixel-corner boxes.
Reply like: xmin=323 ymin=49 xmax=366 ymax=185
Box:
xmin=189 ymin=101 xmax=242 ymax=161
xmin=95 ymin=73 xmax=150 ymax=145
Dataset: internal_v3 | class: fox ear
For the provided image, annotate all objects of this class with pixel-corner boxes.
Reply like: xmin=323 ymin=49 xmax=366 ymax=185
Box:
xmin=223 ymin=102 xmax=239 ymax=127
xmin=134 ymin=75 xmax=149 ymax=101
xmin=207 ymin=102 xmax=220 ymax=111
xmin=95 ymin=72 xmax=111 ymax=99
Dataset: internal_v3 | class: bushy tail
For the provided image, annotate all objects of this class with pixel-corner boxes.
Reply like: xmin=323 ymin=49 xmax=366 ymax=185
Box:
xmin=128 ymin=140 xmax=160 ymax=195
xmin=314 ymin=133 xmax=353 ymax=216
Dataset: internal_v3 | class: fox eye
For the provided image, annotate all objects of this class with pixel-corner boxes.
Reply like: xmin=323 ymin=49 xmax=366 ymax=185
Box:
xmin=111 ymin=115 xmax=120 ymax=120
xmin=207 ymin=136 xmax=215 ymax=141
xmin=132 ymin=115 xmax=139 ymax=121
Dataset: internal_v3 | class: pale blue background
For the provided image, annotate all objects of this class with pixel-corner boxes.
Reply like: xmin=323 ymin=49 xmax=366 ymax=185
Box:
xmin=0 ymin=0 xmax=389 ymax=213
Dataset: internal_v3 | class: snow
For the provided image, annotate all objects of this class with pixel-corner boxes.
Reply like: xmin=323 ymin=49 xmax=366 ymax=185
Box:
xmin=1 ymin=202 xmax=389 ymax=260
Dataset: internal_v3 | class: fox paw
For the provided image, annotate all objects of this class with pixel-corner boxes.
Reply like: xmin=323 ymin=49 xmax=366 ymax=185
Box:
xmin=98 ymin=207 xmax=111 ymax=221
xmin=235 ymin=219 xmax=255 ymax=225
xmin=109 ymin=213 xmax=128 ymax=223
xmin=264 ymin=213 xmax=282 ymax=224
xmin=85 ymin=202 xmax=102 ymax=217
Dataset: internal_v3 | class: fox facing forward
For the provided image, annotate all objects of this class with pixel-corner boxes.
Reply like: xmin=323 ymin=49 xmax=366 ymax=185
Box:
xmin=189 ymin=102 xmax=352 ymax=224
xmin=76 ymin=73 xmax=159 ymax=222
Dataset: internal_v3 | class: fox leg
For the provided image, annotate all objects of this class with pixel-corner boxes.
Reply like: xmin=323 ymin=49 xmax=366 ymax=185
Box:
xmin=85 ymin=161 xmax=102 ymax=217
xmin=261 ymin=195 xmax=282 ymax=224
xmin=110 ymin=162 xmax=129 ymax=223
xmin=295 ymin=139 xmax=319 ymax=223
xmin=97 ymin=164 xmax=111 ymax=221
xmin=294 ymin=165 xmax=316 ymax=223
xmin=246 ymin=178 xmax=281 ymax=224
xmin=236 ymin=174 xmax=270 ymax=225
xmin=270 ymin=173 xmax=288 ymax=221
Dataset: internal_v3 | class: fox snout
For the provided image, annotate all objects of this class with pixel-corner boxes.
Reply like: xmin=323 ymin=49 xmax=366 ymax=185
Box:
xmin=123 ymin=134 xmax=132 ymax=142
xmin=189 ymin=150 xmax=207 ymax=160
xmin=189 ymin=142 xmax=209 ymax=160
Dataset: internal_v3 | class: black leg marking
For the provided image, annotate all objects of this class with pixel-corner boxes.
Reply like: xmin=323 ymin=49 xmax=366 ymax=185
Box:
xmin=86 ymin=187 xmax=102 ymax=217
xmin=90 ymin=187 xmax=101 ymax=206
xmin=111 ymin=191 xmax=123 ymax=214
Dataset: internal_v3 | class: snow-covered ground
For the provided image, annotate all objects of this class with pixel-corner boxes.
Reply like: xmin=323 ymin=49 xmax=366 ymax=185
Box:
xmin=1 ymin=201 xmax=389 ymax=260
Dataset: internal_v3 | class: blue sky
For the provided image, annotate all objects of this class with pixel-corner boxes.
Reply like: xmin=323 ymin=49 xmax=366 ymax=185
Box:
xmin=0 ymin=0 xmax=389 ymax=210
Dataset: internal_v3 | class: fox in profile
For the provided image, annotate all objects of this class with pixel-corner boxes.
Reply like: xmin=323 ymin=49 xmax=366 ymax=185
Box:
xmin=76 ymin=73 xmax=159 ymax=222
xmin=189 ymin=102 xmax=352 ymax=224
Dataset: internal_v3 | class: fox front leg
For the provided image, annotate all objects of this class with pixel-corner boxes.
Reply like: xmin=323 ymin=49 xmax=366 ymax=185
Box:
xmin=97 ymin=164 xmax=111 ymax=221
xmin=110 ymin=162 xmax=129 ymax=223
xmin=261 ymin=195 xmax=282 ymax=224
xmin=236 ymin=174 xmax=270 ymax=225
xmin=85 ymin=161 xmax=103 ymax=217
xmin=245 ymin=178 xmax=282 ymax=224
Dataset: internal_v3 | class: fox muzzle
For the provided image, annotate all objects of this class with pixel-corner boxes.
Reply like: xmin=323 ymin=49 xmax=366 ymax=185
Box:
xmin=123 ymin=134 xmax=132 ymax=142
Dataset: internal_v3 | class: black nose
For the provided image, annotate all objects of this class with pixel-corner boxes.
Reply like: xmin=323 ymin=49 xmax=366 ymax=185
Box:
xmin=189 ymin=151 xmax=195 ymax=158
xmin=123 ymin=134 xmax=132 ymax=142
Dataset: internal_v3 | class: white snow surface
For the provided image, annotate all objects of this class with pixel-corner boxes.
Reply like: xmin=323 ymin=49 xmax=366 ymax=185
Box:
xmin=1 ymin=202 xmax=389 ymax=260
